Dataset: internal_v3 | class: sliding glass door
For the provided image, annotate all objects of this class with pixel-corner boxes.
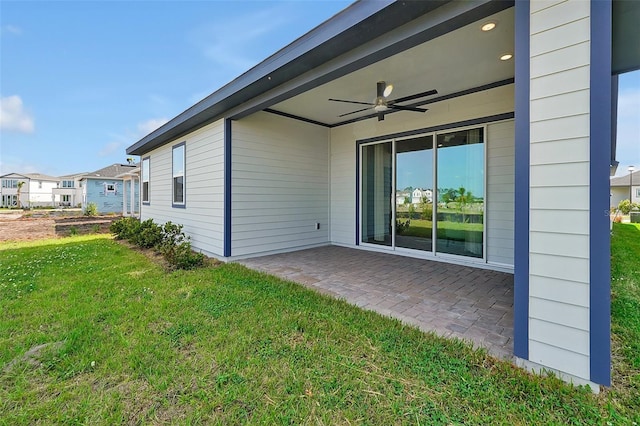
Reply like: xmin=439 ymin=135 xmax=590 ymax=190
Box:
xmin=395 ymin=135 xmax=434 ymax=252
xmin=360 ymin=127 xmax=485 ymax=260
xmin=436 ymin=128 xmax=484 ymax=258
xmin=361 ymin=142 xmax=392 ymax=246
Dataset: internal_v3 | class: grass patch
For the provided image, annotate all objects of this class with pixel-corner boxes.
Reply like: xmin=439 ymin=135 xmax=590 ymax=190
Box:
xmin=0 ymin=234 xmax=638 ymax=423
xmin=609 ymin=223 xmax=640 ymax=415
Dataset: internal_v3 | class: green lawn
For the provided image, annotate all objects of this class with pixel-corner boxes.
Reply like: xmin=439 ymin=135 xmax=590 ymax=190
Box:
xmin=399 ymin=219 xmax=483 ymax=241
xmin=0 ymin=233 xmax=638 ymax=424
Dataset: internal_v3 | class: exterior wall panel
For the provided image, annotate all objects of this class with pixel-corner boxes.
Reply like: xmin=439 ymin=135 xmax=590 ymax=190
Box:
xmin=231 ymin=112 xmax=329 ymax=257
xmin=487 ymin=120 xmax=515 ymax=266
xmin=528 ymin=0 xmax=592 ymax=382
xmin=141 ymin=120 xmax=225 ymax=257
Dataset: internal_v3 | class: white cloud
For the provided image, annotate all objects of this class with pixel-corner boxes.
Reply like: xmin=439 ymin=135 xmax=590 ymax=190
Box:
xmin=0 ymin=95 xmax=34 ymax=133
xmin=137 ymin=118 xmax=168 ymax=137
xmin=0 ymin=156 xmax=40 ymax=175
xmin=2 ymin=25 xmax=22 ymax=35
xmin=98 ymin=141 xmax=123 ymax=157
xmin=190 ymin=5 xmax=290 ymax=73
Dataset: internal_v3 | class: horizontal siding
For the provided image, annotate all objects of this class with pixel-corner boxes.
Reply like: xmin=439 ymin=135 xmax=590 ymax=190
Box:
xmin=231 ymin=112 xmax=329 ymax=257
xmin=141 ymin=120 xmax=225 ymax=257
xmin=487 ymin=120 xmax=514 ymax=266
xmin=528 ymin=0 xmax=591 ymax=381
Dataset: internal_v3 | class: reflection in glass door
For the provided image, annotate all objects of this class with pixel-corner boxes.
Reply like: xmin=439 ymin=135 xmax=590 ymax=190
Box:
xmin=361 ymin=142 xmax=392 ymax=246
xmin=395 ymin=135 xmax=433 ymax=252
xmin=436 ymin=128 xmax=484 ymax=258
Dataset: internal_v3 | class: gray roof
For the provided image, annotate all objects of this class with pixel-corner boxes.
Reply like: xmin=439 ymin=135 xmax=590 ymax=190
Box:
xmin=22 ymin=173 xmax=60 ymax=181
xmin=82 ymin=163 xmax=139 ymax=179
xmin=610 ymin=169 xmax=640 ymax=187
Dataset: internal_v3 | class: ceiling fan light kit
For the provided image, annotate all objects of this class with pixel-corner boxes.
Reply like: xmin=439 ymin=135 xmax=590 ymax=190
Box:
xmin=329 ymin=81 xmax=437 ymax=122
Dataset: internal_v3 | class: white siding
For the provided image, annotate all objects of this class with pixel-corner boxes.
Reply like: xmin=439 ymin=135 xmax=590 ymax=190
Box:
xmin=330 ymin=84 xmax=515 ymax=268
xmin=487 ymin=120 xmax=514 ymax=266
xmin=528 ymin=0 xmax=591 ymax=380
xmin=142 ymin=120 xmax=225 ymax=257
xmin=231 ymin=112 xmax=329 ymax=257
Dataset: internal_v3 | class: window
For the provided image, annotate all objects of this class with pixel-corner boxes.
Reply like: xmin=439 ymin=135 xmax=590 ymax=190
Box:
xmin=105 ymin=183 xmax=116 ymax=193
xmin=62 ymin=180 xmax=74 ymax=188
xmin=38 ymin=181 xmax=43 ymax=189
xmin=2 ymin=179 xmax=18 ymax=188
xmin=172 ymin=143 xmax=185 ymax=206
xmin=61 ymin=194 xmax=71 ymax=205
xmin=142 ymin=157 xmax=150 ymax=203
xmin=636 ymin=188 xmax=640 ymax=198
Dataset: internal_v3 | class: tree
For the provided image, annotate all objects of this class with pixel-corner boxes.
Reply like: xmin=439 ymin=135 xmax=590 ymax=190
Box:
xmin=16 ymin=181 xmax=24 ymax=208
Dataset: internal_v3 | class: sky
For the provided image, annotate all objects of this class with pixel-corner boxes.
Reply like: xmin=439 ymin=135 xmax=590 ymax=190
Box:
xmin=0 ymin=0 xmax=351 ymax=177
xmin=1 ymin=1 xmax=639 ymax=178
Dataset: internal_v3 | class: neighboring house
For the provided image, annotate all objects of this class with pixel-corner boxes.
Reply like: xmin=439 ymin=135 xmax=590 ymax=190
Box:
xmin=0 ymin=172 xmax=59 ymax=207
xmin=80 ymin=163 xmax=139 ymax=214
xmin=411 ymin=188 xmax=433 ymax=205
xmin=126 ymin=1 xmax=639 ymax=389
xmin=116 ymin=166 xmax=141 ymax=217
xmin=395 ymin=191 xmax=409 ymax=206
xmin=52 ymin=173 xmax=86 ymax=208
xmin=610 ymin=169 xmax=640 ymax=208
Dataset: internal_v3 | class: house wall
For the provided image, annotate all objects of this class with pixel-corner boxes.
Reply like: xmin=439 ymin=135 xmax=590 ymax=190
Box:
xmin=230 ymin=112 xmax=329 ymax=257
xmin=84 ymin=178 xmax=125 ymax=214
xmin=329 ymin=84 xmax=515 ymax=267
xmin=28 ymin=180 xmax=57 ymax=206
xmin=527 ymin=0 xmax=592 ymax=381
xmin=141 ymin=120 xmax=225 ymax=257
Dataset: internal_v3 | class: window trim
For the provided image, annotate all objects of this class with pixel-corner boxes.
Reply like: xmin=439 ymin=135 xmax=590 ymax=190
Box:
xmin=142 ymin=156 xmax=150 ymax=205
xmin=172 ymin=142 xmax=186 ymax=208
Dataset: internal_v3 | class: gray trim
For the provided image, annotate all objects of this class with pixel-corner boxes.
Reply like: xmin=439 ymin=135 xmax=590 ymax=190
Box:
xmin=266 ymin=78 xmax=515 ymax=128
xmin=356 ymin=112 xmax=513 ymax=145
xmin=127 ymin=0 xmax=513 ymax=156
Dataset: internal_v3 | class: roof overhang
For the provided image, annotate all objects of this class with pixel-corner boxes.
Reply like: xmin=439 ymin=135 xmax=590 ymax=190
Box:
xmin=613 ymin=0 xmax=640 ymax=75
xmin=127 ymin=0 xmax=513 ymax=156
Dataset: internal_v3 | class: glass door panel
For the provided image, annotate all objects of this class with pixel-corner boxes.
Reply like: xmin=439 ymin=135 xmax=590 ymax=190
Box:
xmin=395 ymin=135 xmax=434 ymax=251
xmin=362 ymin=142 xmax=392 ymax=246
xmin=436 ymin=128 xmax=484 ymax=258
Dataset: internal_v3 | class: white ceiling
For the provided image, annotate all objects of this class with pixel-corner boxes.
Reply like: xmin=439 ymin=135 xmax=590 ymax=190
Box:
xmin=270 ymin=7 xmax=515 ymax=126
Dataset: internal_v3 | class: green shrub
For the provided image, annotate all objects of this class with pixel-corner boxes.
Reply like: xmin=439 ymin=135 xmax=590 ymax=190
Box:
xmin=396 ymin=219 xmax=410 ymax=235
xmin=84 ymin=202 xmax=98 ymax=217
xmin=169 ymin=241 xmax=206 ymax=270
xmin=69 ymin=226 xmax=78 ymax=236
xmin=131 ymin=219 xmax=163 ymax=248
xmin=421 ymin=203 xmax=433 ymax=220
xmin=109 ymin=217 xmax=140 ymax=240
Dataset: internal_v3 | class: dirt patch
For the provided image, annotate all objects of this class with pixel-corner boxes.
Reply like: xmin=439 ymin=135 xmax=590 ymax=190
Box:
xmin=0 ymin=214 xmax=119 ymax=242
xmin=3 ymin=341 xmax=65 ymax=373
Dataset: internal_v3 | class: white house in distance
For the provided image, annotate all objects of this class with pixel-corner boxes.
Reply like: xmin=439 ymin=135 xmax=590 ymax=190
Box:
xmin=610 ymin=168 xmax=640 ymax=208
xmin=411 ymin=188 xmax=433 ymax=205
xmin=127 ymin=1 xmax=639 ymax=389
xmin=0 ymin=172 xmax=59 ymax=208
xmin=52 ymin=173 xmax=86 ymax=208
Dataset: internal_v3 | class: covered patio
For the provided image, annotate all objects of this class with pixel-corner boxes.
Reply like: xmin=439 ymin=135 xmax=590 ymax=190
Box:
xmin=239 ymin=246 xmax=514 ymax=359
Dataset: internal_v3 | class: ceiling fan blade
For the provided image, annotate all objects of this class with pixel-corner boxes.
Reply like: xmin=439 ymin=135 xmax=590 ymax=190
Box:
xmin=388 ymin=105 xmax=428 ymax=113
xmin=338 ymin=107 xmax=372 ymax=117
xmin=389 ymin=89 xmax=438 ymax=104
xmin=328 ymin=98 xmax=373 ymax=106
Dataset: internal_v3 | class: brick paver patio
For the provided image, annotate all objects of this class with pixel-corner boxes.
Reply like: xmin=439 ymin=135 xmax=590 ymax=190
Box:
xmin=238 ymin=246 xmax=514 ymax=359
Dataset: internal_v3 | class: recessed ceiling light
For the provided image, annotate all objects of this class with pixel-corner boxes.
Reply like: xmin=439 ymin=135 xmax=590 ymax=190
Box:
xmin=500 ymin=53 xmax=513 ymax=61
xmin=481 ymin=22 xmax=496 ymax=32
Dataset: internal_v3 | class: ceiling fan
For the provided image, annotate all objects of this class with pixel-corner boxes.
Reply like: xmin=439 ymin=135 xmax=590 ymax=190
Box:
xmin=329 ymin=81 xmax=438 ymax=121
